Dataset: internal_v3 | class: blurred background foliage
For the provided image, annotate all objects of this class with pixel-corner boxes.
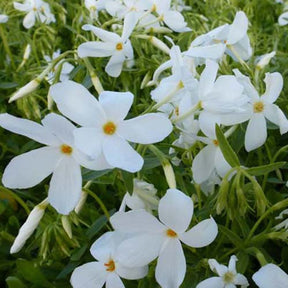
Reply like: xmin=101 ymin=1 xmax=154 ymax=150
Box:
xmin=0 ymin=0 xmax=288 ymax=287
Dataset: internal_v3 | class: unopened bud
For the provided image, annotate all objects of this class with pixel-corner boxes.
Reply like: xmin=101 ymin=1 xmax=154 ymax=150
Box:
xmin=74 ymin=191 xmax=88 ymax=214
xmin=10 ymin=198 xmax=48 ymax=254
xmin=163 ymin=161 xmax=176 ymax=189
xmin=256 ymin=51 xmax=276 ymax=70
xmin=23 ymin=44 xmax=31 ymax=60
xmin=9 ymin=79 xmax=40 ymax=103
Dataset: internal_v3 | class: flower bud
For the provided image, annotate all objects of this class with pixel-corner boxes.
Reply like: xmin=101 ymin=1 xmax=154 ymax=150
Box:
xmin=163 ymin=161 xmax=176 ymax=189
xmin=10 ymin=199 xmax=48 ymax=254
xmin=9 ymin=79 xmax=40 ymax=103
xmin=61 ymin=215 xmax=72 ymax=239
xmin=256 ymin=51 xmax=276 ymax=70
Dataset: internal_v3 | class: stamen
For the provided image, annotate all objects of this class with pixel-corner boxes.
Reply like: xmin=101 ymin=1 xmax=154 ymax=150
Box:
xmin=166 ymin=229 xmax=177 ymax=238
xmin=253 ymin=101 xmax=264 ymax=113
xmin=60 ymin=144 xmax=73 ymax=155
xmin=104 ymin=260 xmax=115 ymax=272
xmin=103 ymin=121 xmax=116 ymax=135
xmin=223 ymin=271 xmax=235 ymax=284
xmin=116 ymin=42 xmax=123 ymax=51
xmin=213 ymin=139 xmax=219 ymax=146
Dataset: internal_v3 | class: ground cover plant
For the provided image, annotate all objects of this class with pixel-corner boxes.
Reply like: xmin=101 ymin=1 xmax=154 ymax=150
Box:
xmin=0 ymin=0 xmax=288 ymax=287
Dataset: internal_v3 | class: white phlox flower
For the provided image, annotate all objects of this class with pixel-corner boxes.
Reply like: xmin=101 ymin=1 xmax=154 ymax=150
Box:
xmin=149 ymin=0 xmax=191 ymax=32
xmin=187 ymin=11 xmax=252 ymax=62
xmin=44 ymin=49 xmax=74 ymax=85
xmin=279 ymin=11 xmax=288 ymax=26
xmin=0 ymin=113 xmax=111 ymax=215
xmin=191 ymin=128 xmax=231 ymax=184
xmin=252 ymin=263 xmax=288 ymax=288
xmin=0 ymin=14 xmax=9 ymax=23
xmin=196 ymin=255 xmax=249 ymax=288
xmin=14 ymin=0 xmax=56 ymax=29
xmin=255 ymin=51 xmax=276 ymax=70
xmin=10 ymin=198 xmax=48 ymax=254
xmin=84 ymin=0 xmax=106 ymax=20
xmin=49 ymin=80 xmax=173 ymax=173
xmin=119 ymin=178 xmax=159 ymax=212
xmin=195 ymin=60 xmax=247 ymax=137
xmin=274 ymin=209 xmax=288 ymax=230
xmin=78 ymin=11 xmax=139 ymax=77
xmin=71 ymin=231 xmax=148 ymax=288
xmin=111 ymin=188 xmax=218 ymax=288
xmin=221 ymin=69 xmax=288 ymax=152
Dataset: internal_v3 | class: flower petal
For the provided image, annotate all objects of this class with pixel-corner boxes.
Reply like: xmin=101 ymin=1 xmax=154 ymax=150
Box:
xmin=0 ymin=113 xmax=59 ymax=146
xmin=227 ymin=11 xmax=248 ymax=45
xmin=23 ymin=11 xmax=35 ymax=29
xmin=121 ymin=11 xmax=139 ymax=42
xmin=155 ymin=239 xmax=186 ymax=288
xmin=163 ymin=11 xmax=191 ymax=32
xmin=159 ymin=188 xmax=193 ymax=233
xmin=50 ymin=80 xmax=105 ymax=127
xmin=208 ymin=259 xmax=228 ymax=276
xmin=99 ymin=91 xmax=133 ymax=122
xmin=70 ymin=262 xmax=107 ymax=288
xmin=186 ymin=44 xmax=226 ymax=60
xmin=106 ymin=273 xmax=125 ymax=288
xmin=103 ymin=136 xmax=143 ymax=172
xmin=73 ymin=127 xmax=103 ymax=159
xmin=82 ymin=24 xmax=121 ymax=42
xmin=245 ymin=113 xmax=267 ymax=152
xmin=192 ymin=144 xmax=217 ymax=184
xmin=118 ymin=114 xmax=172 ymax=144
xmin=110 ymin=210 xmax=164 ymax=233
xmin=78 ymin=41 xmax=115 ymax=58
xmin=116 ymin=263 xmax=148 ymax=280
xmin=196 ymin=277 xmax=225 ymax=288
xmin=180 ymin=217 xmax=218 ymax=248
xmin=105 ymin=52 xmax=126 ymax=77
xmin=2 ymin=147 xmax=60 ymax=189
xmin=42 ymin=113 xmax=76 ymax=146
xmin=252 ymin=264 xmax=288 ymax=288
xmin=116 ymin=234 xmax=164 ymax=267
xmin=48 ymin=157 xmax=82 ymax=215
xmin=261 ymin=72 xmax=283 ymax=104
xmin=199 ymin=60 xmax=218 ymax=99
xmin=234 ymin=273 xmax=249 ymax=286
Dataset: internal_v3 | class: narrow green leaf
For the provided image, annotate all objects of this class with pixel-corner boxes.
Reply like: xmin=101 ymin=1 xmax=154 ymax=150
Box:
xmin=215 ymin=125 xmax=240 ymax=167
xmin=245 ymin=162 xmax=286 ymax=176
xmin=6 ymin=276 xmax=26 ymax=288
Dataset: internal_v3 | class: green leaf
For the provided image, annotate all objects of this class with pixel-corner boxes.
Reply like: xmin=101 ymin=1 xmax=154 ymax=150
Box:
xmin=245 ymin=162 xmax=286 ymax=176
xmin=121 ymin=170 xmax=134 ymax=194
xmin=0 ymin=82 xmax=18 ymax=89
xmin=218 ymin=225 xmax=243 ymax=247
xmin=6 ymin=276 xmax=26 ymax=288
xmin=86 ymin=214 xmax=110 ymax=240
xmin=215 ymin=125 xmax=240 ymax=167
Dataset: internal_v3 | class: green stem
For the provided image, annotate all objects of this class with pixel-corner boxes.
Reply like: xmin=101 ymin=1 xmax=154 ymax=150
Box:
xmin=0 ymin=25 xmax=15 ymax=69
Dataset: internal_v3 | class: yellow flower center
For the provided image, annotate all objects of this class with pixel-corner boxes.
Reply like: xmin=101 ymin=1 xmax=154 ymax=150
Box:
xmin=60 ymin=144 xmax=73 ymax=155
xmin=104 ymin=260 xmax=116 ymax=272
xmin=213 ymin=139 xmax=219 ymax=146
xmin=116 ymin=42 xmax=123 ymax=51
xmin=166 ymin=229 xmax=177 ymax=238
xmin=103 ymin=121 xmax=116 ymax=135
xmin=178 ymin=80 xmax=184 ymax=89
xmin=223 ymin=271 xmax=235 ymax=284
xmin=253 ymin=101 xmax=264 ymax=113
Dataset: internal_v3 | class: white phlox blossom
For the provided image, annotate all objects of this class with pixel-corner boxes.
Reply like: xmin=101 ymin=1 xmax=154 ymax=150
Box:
xmin=119 ymin=178 xmax=159 ymax=212
xmin=44 ymin=49 xmax=74 ymax=85
xmin=274 ymin=209 xmax=288 ymax=230
xmin=71 ymin=231 xmax=148 ymax=288
xmin=84 ymin=0 xmax=106 ymax=20
xmin=255 ymin=51 xmax=276 ymax=70
xmin=111 ymin=188 xmax=218 ymax=288
xmin=78 ymin=11 xmax=139 ymax=77
xmin=191 ymin=129 xmax=231 ymax=184
xmin=196 ymin=255 xmax=249 ymax=288
xmin=186 ymin=11 xmax=252 ymax=62
xmin=49 ymin=80 xmax=172 ymax=173
xmin=10 ymin=198 xmax=48 ymax=254
xmin=14 ymin=0 xmax=56 ymax=29
xmin=0 ymin=113 xmax=110 ymax=215
xmin=221 ymin=69 xmax=288 ymax=152
xmin=0 ymin=14 xmax=9 ymax=23
xmin=252 ymin=263 xmax=288 ymax=288
xmin=279 ymin=11 xmax=288 ymax=26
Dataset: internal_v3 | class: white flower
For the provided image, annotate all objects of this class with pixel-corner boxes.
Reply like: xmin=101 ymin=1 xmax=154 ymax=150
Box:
xmin=119 ymin=178 xmax=159 ymax=212
xmin=279 ymin=11 xmax=288 ymax=26
xmin=0 ymin=14 xmax=9 ymax=23
xmin=78 ymin=11 xmax=138 ymax=77
xmin=14 ymin=0 xmax=56 ymax=29
xmin=44 ymin=49 xmax=74 ymax=85
xmin=111 ymin=188 xmax=218 ymax=288
xmin=71 ymin=231 xmax=148 ymax=288
xmin=196 ymin=255 xmax=249 ymax=288
xmin=50 ymin=80 xmax=172 ymax=173
xmin=252 ymin=264 xmax=288 ymax=288
xmin=255 ymin=51 xmax=276 ymax=70
xmin=221 ymin=70 xmax=288 ymax=152
xmin=187 ymin=11 xmax=252 ymax=62
xmin=84 ymin=0 xmax=106 ymax=20
xmin=0 ymin=113 xmax=110 ymax=215
xmin=10 ymin=198 xmax=48 ymax=253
